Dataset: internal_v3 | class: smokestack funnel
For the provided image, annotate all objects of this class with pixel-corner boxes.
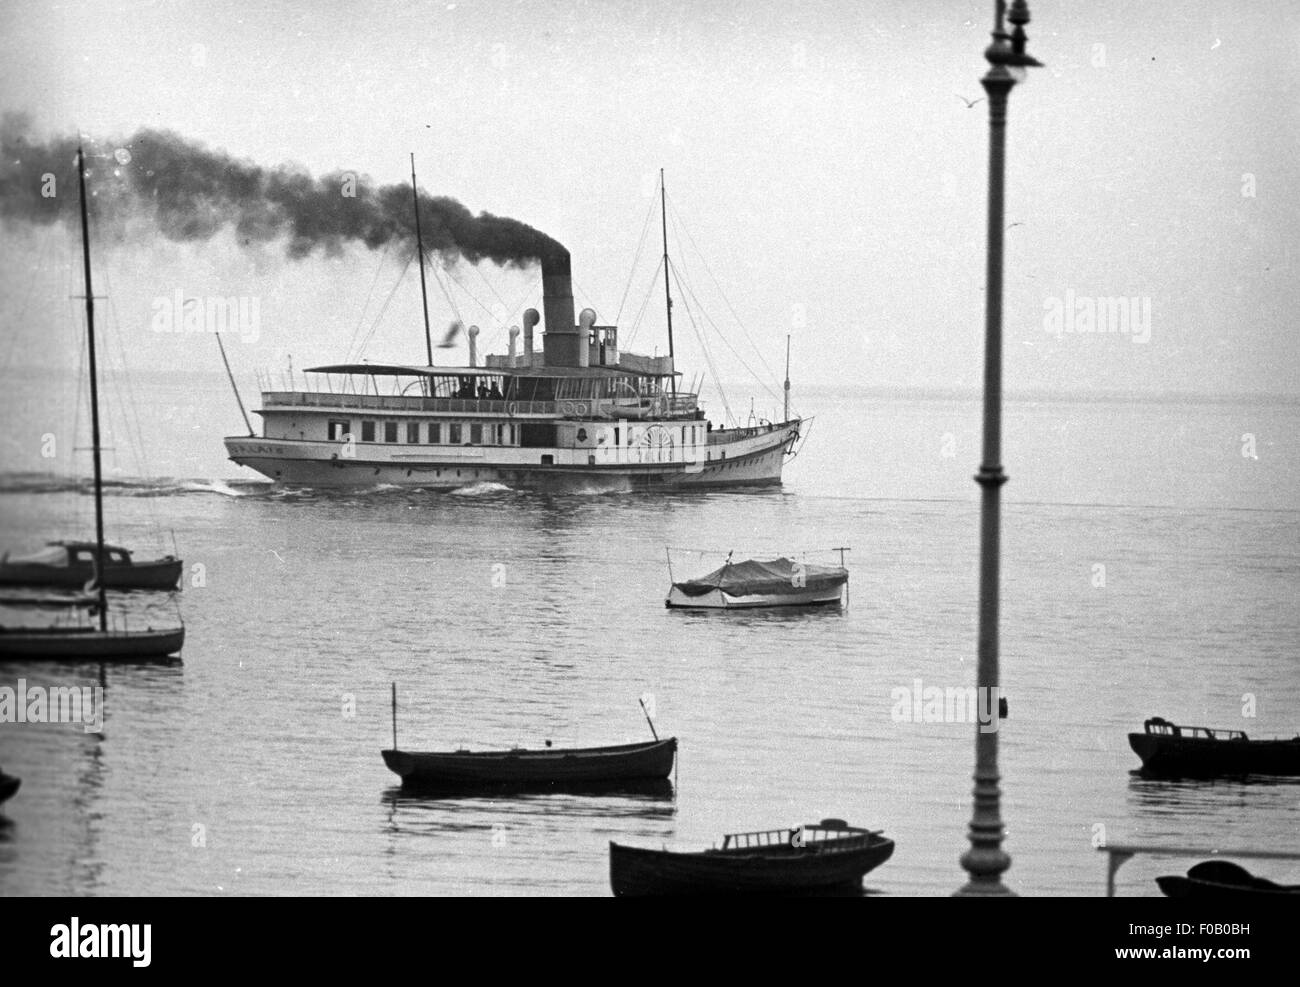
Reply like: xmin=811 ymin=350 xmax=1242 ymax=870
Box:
xmin=523 ymin=309 xmax=539 ymax=366
xmin=541 ymin=250 xmax=581 ymax=367
xmin=508 ymin=326 xmax=520 ymax=366
xmin=468 ymin=325 xmax=479 ymax=367
xmin=578 ymin=307 xmax=597 ymax=369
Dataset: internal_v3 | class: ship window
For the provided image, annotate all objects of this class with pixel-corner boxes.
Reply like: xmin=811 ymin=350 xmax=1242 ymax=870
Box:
xmin=406 ymin=422 xmax=419 ymax=443
xmin=361 ymin=421 xmax=376 ymax=442
xmin=496 ymin=424 xmax=506 ymax=445
xmin=470 ymin=424 xmax=483 ymax=444
xmin=328 ymin=419 xmax=350 ymax=440
xmin=541 ymin=454 xmax=554 ymax=465
xmin=614 ymin=427 xmax=620 ymax=445
xmin=428 ymin=422 xmax=441 ymax=444
xmin=519 ymin=423 xmax=557 ymax=448
xmin=384 ymin=421 xmax=398 ymax=443
xmin=449 ymin=423 xmax=463 ymax=444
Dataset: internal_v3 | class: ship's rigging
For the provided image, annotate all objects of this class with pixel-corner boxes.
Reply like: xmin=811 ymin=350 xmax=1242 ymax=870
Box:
xmin=339 ymin=171 xmax=794 ymax=430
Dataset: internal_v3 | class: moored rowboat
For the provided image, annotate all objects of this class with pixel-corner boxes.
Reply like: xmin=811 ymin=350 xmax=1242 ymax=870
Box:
xmin=381 ymin=737 xmax=677 ymax=792
xmin=666 ymin=556 xmax=847 ymax=610
xmin=610 ymin=819 xmax=893 ymax=896
xmin=1128 ymin=717 xmax=1300 ymax=778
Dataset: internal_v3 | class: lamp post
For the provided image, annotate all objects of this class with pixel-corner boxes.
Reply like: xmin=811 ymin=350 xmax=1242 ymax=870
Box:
xmin=956 ymin=0 xmax=1040 ymax=898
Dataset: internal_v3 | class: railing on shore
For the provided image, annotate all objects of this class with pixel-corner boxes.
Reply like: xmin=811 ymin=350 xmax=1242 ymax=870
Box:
xmin=1098 ymin=843 xmax=1300 ymax=896
xmin=259 ymin=390 xmax=700 ymax=419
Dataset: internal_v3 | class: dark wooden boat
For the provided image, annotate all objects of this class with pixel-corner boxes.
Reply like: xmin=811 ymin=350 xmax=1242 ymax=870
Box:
xmin=0 ymin=769 xmax=19 ymax=805
xmin=381 ymin=737 xmax=677 ymax=792
xmin=1129 ymin=717 xmax=1300 ymax=778
xmin=0 ymin=624 xmax=185 ymax=661
xmin=610 ymin=819 xmax=894 ymax=896
xmin=1157 ymin=861 xmax=1300 ymax=899
xmin=0 ymin=541 xmax=181 ymax=591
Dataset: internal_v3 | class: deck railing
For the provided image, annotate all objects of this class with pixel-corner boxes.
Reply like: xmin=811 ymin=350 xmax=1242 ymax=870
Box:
xmin=721 ymin=826 xmax=869 ymax=850
xmin=1143 ymin=719 xmax=1249 ymax=741
xmin=260 ymin=391 xmax=700 ymax=419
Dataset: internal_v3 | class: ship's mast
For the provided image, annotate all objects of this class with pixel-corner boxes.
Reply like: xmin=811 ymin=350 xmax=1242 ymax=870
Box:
xmin=410 ymin=154 xmax=434 ymax=366
xmin=660 ymin=168 xmax=676 ymax=396
xmin=784 ymin=334 xmax=791 ymax=423
xmin=77 ymin=146 xmax=108 ymax=631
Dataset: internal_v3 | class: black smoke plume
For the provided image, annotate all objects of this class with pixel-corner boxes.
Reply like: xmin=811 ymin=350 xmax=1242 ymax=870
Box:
xmin=0 ymin=117 xmax=567 ymax=269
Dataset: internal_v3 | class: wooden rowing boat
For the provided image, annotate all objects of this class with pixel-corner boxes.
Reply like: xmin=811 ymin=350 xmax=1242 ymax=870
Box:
xmin=1157 ymin=861 xmax=1300 ymax=899
xmin=381 ymin=686 xmax=674 ymax=793
xmin=610 ymin=819 xmax=893 ymax=896
xmin=381 ymin=737 xmax=677 ymax=792
xmin=1129 ymin=717 xmax=1300 ymax=778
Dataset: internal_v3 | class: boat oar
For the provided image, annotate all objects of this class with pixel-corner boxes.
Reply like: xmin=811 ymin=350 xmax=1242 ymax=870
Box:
xmin=639 ymin=697 xmax=659 ymax=741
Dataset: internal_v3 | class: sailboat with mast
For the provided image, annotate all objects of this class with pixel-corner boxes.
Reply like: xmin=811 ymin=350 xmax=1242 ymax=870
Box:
xmin=0 ymin=147 xmax=185 ymax=662
xmin=223 ymin=166 xmax=802 ymax=490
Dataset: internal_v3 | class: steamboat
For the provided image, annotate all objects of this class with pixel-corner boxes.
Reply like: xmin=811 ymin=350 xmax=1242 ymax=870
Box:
xmin=224 ymin=170 xmax=801 ymax=491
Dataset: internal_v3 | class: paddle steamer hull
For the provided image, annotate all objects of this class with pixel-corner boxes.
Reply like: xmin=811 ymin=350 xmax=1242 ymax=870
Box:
xmin=226 ymin=422 xmax=796 ymax=491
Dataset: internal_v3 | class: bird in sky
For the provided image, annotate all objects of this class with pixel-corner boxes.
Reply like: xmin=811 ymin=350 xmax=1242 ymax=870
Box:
xmin=436 ymin=321 xmax=462 ymax=348
xmin=956 ymin=94 xmax=985 ymax=109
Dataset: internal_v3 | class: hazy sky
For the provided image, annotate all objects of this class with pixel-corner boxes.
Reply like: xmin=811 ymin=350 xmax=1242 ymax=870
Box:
xmin=2 ymin=0 xmax=1298 ymax=400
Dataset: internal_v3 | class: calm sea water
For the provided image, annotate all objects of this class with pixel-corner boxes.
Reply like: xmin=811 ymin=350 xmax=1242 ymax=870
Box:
xmin=1 ymin=373 xmax=1297 ymax=896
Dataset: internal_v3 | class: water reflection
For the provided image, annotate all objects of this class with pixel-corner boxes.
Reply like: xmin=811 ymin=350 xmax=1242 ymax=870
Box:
xmin=673 ymin=605 xmax=847 ymax=627
xmin=382 ymin=781 xmax=676 ymax=832
xmin=1128 ymin=771 xmax=1300 ymax=811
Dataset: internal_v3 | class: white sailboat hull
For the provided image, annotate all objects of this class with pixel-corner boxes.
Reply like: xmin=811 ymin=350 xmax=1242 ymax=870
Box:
xmin=665 ymin=584 xmax=845 ymax=609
